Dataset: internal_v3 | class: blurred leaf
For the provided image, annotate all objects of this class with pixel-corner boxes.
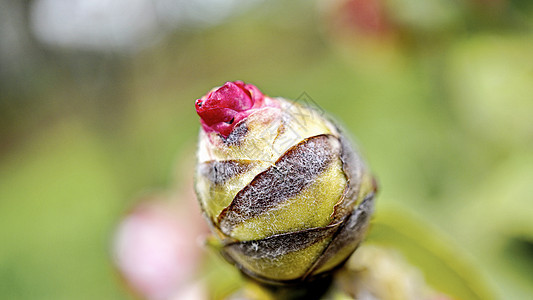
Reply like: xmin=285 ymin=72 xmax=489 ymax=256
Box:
xmin=367 ymin=206 xmax=496 ymax=300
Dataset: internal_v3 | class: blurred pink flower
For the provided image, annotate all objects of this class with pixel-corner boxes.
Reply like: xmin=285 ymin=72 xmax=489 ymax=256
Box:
xmin=322 ymin=0 xmax=393 ymax=37
xmin=113 ymin=196 xmax=208 ymax=300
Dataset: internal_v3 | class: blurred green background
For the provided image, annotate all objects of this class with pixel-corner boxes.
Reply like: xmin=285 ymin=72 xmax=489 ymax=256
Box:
xmin=1 ymin=0 xmax=533 ymax=299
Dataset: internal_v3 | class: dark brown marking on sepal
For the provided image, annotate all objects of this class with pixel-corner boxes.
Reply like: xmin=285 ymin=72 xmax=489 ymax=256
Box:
xmin=223 ymin=223 xmax=340 ymax=259
xmin=218 ymin=134 xmax=339 ymax=234
xmin=198 ymin=160 xmax=257 ymax=185
xmin=304 ymin=192 xmax=375 ymax=278
xmin=222 ymin=121 xmax=248 ymax=145
xmin=330 ymin=130 xmax=366 ymax=223
xmin=219 ymin=241 xmax=336 ymax=287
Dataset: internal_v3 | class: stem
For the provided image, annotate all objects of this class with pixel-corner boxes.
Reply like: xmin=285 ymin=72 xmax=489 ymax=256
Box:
xmin=237 ymin=273 xmax=334 ymax=300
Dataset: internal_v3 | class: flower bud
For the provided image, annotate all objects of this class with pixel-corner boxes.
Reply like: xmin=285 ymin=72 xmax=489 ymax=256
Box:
xmin=194 ymin=81 xmax=377 ymax=284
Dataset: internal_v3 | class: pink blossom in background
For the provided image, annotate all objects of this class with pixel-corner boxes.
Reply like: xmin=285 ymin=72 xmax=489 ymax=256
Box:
xmin=113 ymin=197 xmax=207 ymax=300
